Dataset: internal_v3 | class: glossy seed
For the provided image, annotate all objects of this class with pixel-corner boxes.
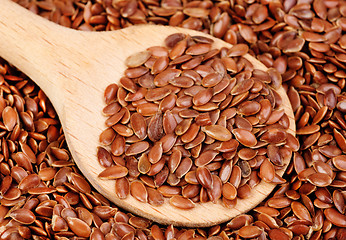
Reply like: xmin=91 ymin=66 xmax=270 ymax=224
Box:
xmin=202 ymin=125 xmax=232 ymax=141
xmin=98 ymin=166 xmax=128 ymax=180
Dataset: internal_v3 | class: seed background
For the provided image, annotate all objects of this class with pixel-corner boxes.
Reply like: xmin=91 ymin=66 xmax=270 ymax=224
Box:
xmin=0 ymin=0 xmax=345 ymax=239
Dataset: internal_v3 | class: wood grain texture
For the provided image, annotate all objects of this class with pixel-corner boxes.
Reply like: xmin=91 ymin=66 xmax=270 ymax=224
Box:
xmin=0 ymin=0 xmax=296 ymax=227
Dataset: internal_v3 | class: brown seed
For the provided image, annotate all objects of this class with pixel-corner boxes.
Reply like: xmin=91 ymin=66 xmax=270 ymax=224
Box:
xmin=228 ymin=44 xmax=249 ymax=57
xmin=148 ymin=142 xmax=163 ymax=164
xmin=125 ymin=141 xmax=149 ymax=156
xmin=186 ymin=43 xmax=211 ymax=55
xmin=232 ymin=128 xmax=257 ymax=147
xmin=130 ymin=113 xmax=147 ymax=139
xmin=163 ymin=110 xmax=177 ymax=134
xmin=148 ymin=112 xmax=164 ymax=142
xmin=195 ymin=150 xmax=218 ymax=167
xmin=332 ymin=155 xmax=346 ymax=171
xmin=202 ymin=73 xmax=223 ymax=88
xmin=115 ymin=177 xmax=130 ymax=199
xmin=130 ymin=181 xmax=147 ymax=203
xmin=291 ymin=201 xmax=312 ymax=222
xmin=193 ymin=88 xmax=213 ymax=106
xmin=98 ymin=166 xmax=128 ymax=180
xmin=324 ymin=208 xmax=346 ymax=227
xmin=237 ymin=101 xmax=261 ymax=116
xmin=260 ymin=159 xmax=275 ymax=182
xmin=111 ymin=135 xmax=125 ymax=156
xmin=112 ymin=124 xmax=133 ymax=137
xmin=238 ymin=225 xmax=262 ymax=238
xmin=67 ymin=217 xmax=91 ymax=237
xmin=2 ymin=106 xmax=17 ymax=131
xmin=9 ymin=208 xmax=36 ymax=224
xmin=145 ymin=87 xmax=171 ymax=102
xmin=169 ymin=196 xmax=194 ymax=209
xmin=125 ymin=51 xmax=151 ymax=68
xmin=261 ymin=128 xmax=287 ymax=144
xmin=222 ymin=182 xmax=237 ymax=200
xmin=104 ymin=84 xmax=118 ymax=104
xmin=307 ymin=173 xmax=332 ymax=187
xmin=196 ymin=166 xmax=213 ymax=189
xmin=202 ymin=125 xmax=232 ymax=141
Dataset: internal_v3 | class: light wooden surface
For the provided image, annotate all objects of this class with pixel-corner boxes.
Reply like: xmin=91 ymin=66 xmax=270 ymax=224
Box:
xmin=0 ymin=0 xmax=296 ymax=227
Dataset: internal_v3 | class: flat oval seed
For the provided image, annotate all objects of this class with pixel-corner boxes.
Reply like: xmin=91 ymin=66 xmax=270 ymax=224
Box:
xmin=2 ymin=106 xmax=17 ymax=131
xmin=125 ymin=142 xmax=149 ymax=156
xmin=228 ymin=44 xmax=249 ymax=57
xmin=324 ymin=208 xmax=346 ymax=227
xmin=9 ymin=208 xmax=36 ymax=224
xmin=238 ymin=226 xmax=262 ymax=238
xmin=291 ymin=201 xmax=312 ymax=222
xmin=195 ymin=150 xmax=218 ymax=167
xmin=98 ymin=166 xmax=128 ymax=180
xmin=260 ymin=159 xmax=275 ymax=182
xmin=130 ymin=113 xmax=147 ymax=139
xmin=222 ymin=182 xmax=237 ymax=200
xmin=238 ymin=101 xmax=261 ymax=116
xmin=232 ymin=129 xmax=257 ymax=147
xmin=130 ymin=181 xmax=148 ymax=203
xmin=307 ymin=173 xmax=332 ymax=187
xmin=332 ymin=155 xmax=346 ymax=171
xmin=125 ymin=51 xmax=151 ymax=68
xmin=196 ymin=167 xmax=213 ymax=189
xmin=169 ymin=196 xmax=195 ymax=209
xmin=296 ymin=125 xmax=320 ymax=135
xmin=148 ymin=142 xmax=163 ymax=164
xmin=67 ymin=217 xmax=91 ymax=238
xmin=202 ymin=125 xmax=232 ymax=141
xmin=193 ymin=88 xmax=213 ymax=106
xmin=145 ymin=88 xmax=171 ymax=102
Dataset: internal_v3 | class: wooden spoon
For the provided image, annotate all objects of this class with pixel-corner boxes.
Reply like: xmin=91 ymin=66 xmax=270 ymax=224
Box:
xmin=0 ymin=0 xmax=295 ymax=227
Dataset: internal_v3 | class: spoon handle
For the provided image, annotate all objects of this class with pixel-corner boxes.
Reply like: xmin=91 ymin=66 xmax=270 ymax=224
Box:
xmin=0 ymin=0 xmax=81 ymax=111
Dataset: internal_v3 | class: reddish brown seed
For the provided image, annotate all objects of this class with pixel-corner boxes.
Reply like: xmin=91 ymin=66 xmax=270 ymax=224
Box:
xmin=238 ymin=226 xmax=262 ymax=238
xmin=202 ymin=125 xmax=232 ymax=141
xmin=2 ymin=106 xmax=17 ymax=131
xmin=261 ymin=128 xmax=287 ymax=144
xmin=196 ymin=166 xmax=213 ymax=189
xmin=148 ymin=142 xmax=163 ymax=164
xmin=112 ymin=124 xmax=133 ymax=137
xmin=222 ymin=182 xmax=237 ymax=200
xmin=104 ymin=84 xmax=118 ymax=104
xmin=98 ymin=166 xmax=128 ymax=180
xmin=260 ymin=159 xmax=275 ymax=182
xmin=145 ymin=87 xmax=171 ymax=102
xmin=163 ymin=110 xmax=177 ymax=134
xmin=237 ymin=101 xmax=261 ymax=116
xmin=137 ymin=103 xmax=159 ymax=116
xmin=148 ymin=113 xmax=164 ymax=142
xmin=195 ymin=150 xmax=218 ymax=167
xmin=125 ymin=51 xmax=151 ymax=68
xmin=232 ymin=128 xmax=257 ymax=147
xmin=324 ymin=208 xmax=346 ymax=227
xmin=332 ymin=155 xmax=346 ymax=171
xmin=115 ymin=177 xmax=130 ymax=199
xmin=291 ymin=201 xmax=312 ymax=222
xmin=125 ymin=141 xmax=149 ymax=156
xmin=169 ymin=196 xmax=195 ymax=209
xmin=193 ymin=88 xmax=213 ymax=106
xmin=130 ymin=181 xmax=147 ymax=203
xmin=111 ymin=135 xmax=125 ymax=156
xmin=9 ymin=208 xmax=36 ymax=224
xmin=130 ymin=113 xmax=147 ymax=139
xmin=227 ymin=44 xmax=249 ymax=57
xmin=307 ymin=173 xmax=332 ymax=187
xmin=67 ymin=217 xmax=91 ymax=237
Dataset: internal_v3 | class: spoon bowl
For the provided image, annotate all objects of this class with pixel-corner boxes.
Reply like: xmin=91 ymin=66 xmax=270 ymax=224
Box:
xmin=0 ymin=0 xmax=295 ymax=227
